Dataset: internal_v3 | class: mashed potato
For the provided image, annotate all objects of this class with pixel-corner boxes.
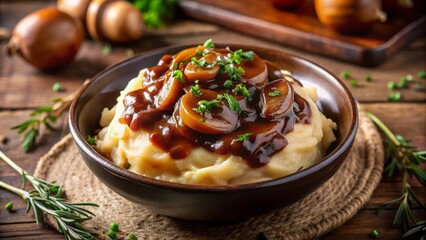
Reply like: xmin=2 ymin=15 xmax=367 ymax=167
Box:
xmin=95 ymin=69 xmax=337 ymax=185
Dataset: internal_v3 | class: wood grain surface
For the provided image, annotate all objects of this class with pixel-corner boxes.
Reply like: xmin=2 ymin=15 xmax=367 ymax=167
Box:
xmin=0 ymin=1 xmax=425 ymax=239
xmin=179 ymin=0 xmax=426 ymax=66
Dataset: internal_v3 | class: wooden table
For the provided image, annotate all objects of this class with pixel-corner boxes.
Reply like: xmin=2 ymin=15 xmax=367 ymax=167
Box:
xmin=0 ymin=1 xmax=425 ymax=239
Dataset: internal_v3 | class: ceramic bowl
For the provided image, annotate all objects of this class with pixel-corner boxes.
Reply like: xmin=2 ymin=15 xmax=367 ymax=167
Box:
xmin=69 ymin=44 xmax=358 ymax=221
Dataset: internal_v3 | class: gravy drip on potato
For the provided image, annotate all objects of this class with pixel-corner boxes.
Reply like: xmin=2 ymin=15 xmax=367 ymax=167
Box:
xmin=120 ymin=44 xmax=312 ymax=168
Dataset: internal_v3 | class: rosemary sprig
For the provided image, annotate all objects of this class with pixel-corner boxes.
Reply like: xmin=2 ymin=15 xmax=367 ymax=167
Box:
xmin=367 ymin=112 xmax=426 ymax=233
xmin=11 ymin=85 xmax=84 ymax=152
xmin=0 ymin=151 xmax=98 ymax=239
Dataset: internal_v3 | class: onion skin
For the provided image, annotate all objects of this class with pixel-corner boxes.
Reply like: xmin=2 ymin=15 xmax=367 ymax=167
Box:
xmin=315 ymin=0 xmax=387 ymax=34
xmin=7 ymin=8 xmax=84 ymax=70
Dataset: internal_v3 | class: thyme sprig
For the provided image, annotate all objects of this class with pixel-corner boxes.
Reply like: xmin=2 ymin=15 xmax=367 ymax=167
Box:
xmin=12 ymin=85 xmax=85 ymax=152
xmin=367 ymin=112 xmax=426 ymax=233
xmin=0 ymin=151 xmax=98 ymax=239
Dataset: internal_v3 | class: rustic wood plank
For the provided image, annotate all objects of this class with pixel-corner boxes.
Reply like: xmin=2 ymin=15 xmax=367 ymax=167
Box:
xmin=362 ymin=103 xmax=426 ymax=149
xmin=324 ymin=209 xmax=425 ymax=240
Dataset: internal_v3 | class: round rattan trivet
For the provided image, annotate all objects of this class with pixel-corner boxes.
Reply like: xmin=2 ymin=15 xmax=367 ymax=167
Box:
xmin=34 ymin=111 xmax=384 ymax=240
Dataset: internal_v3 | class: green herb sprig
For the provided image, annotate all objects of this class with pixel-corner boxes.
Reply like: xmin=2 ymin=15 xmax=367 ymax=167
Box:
xmin=11 ymin=84 xmax=85 ymax=152
xmin=367 ymin=112 xmax=426 ymax=233
xmin=0 ymin=151 xmax=98 ymax=239
xmin=131 ymin=0 xmax=178 ymax=28
xmin=234 ymin=133 xmax=252 ymax=142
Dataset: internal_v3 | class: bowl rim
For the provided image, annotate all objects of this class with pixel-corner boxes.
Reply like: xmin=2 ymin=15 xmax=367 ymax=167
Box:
xmin=69 ymin=43 xmax=359 ymax=192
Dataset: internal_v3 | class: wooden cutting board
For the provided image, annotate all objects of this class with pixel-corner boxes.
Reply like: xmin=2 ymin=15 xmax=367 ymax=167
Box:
xmin=179 ymin=0 xmax=426 ymax=66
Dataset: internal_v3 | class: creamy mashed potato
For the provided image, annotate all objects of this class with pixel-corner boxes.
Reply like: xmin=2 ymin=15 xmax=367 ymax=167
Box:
xmin=96 ymin=70 xmax=337 ymax=185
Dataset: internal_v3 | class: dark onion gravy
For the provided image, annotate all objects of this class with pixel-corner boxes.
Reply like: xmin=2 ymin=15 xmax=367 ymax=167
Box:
xmin=119 ymin=46 xmax=312 ymax=168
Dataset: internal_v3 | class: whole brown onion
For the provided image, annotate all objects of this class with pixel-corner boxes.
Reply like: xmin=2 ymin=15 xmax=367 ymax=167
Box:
xmin=315 ymin=0 xmax=387 ymax=34
xmin=7 ymin=8 xmax=84 ymax=70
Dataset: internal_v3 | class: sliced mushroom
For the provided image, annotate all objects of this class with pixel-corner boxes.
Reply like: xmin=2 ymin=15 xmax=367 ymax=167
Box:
xmin=260 ymin=79 xmax=294 ymax=119
xmin=155 ymin=72 xmax=185 ymax=111
xmin=179 ymin=90 xmax=239 ymax=134
xmin=143 ymin=65 xmax=169 ymax=86
xmin=170 ymin=46 xmax=204 ymax=70
xmin=184 ymin=52 xmax=220 ymax=82
xmin=240 ymin=53 xmax=268 ymax=86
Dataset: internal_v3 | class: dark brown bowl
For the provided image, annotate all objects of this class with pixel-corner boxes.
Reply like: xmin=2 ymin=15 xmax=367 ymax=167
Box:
xmin=69 ymin=44 xmax=358 ymax=221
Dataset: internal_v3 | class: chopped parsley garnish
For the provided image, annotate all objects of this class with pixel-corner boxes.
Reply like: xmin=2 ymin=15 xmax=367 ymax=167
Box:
xmin=223 ymin=80 xmax=234 ymax=88
xmin=234 ymin=133 xmax=252 ymax=141
xmin=87 ymin=135 xmax=97 ymax=145
xmin=228 ymin=49 xmax=254 ymax=64
xmin=232 ymin=83 xmax=251 ymax=98
xmin=189 ymin=81 xmax=201 ymax=97
xmin=87 ymin=135 xmax=98 ymax=145
xmin=387 ymin=81 xmax=397 ymax=90
xmin=365 ymin=74 xmax=372 ymax=82
xmin=52 ymin=82 xmax=64 ymax=92
xmin=350 ymin=80 xmax=359 ymax=87
xmin=102 ymin=44 xmax=112 ymax=55
xmin=200 ymin=117 xmax=206 ymax=122
xmin=194 ymin=99 xmax=220 ymax=114
xmin=219 ymin=64 xmax=245 ymax=81
xmin=418 ymin=71 xmax=426 ymax=79
xmin=191 ymin=57 xmax=215 ymax=69
xmin=388 ymin=92 xmax=402 ymax=102
xmin=222 ymin=93 xmax=241 ymax=112
xmin=203 ymin=38 xmax=215 ymax=49
xmin=340 ymin=70 xmax=351 ymax=79
xmin=268 ymin=90 xmax=281 ymax=97
xmin=172 ymin=69 xmax=184 ymax=82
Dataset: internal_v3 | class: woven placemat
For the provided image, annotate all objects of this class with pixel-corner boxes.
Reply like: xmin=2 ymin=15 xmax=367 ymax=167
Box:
xmin=34 ymin=111 xmax=384 ymax=240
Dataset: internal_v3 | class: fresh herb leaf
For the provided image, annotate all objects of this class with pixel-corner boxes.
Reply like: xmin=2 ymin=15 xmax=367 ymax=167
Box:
xmin=5 ymin=202 xmax=13 ymax=211
xmin=228 ymin=49 xmax=254 ymax=64
xmin=103 ymin=44 xmax=112 ymax=55
xmin=190 ymin=81 xmax=202 ymax=97
xmin=365 ymin=74 xmax=372 ymax=82
xmin=388 ymin=81 xmax=397 ymax=90
xmin=131 ymin=0 xmax=178 ymax=28
xmin=234 ymin=133 xmax=252 ymax=141
xmin=418 ymin=71 xmax=426 ymax=79
xmin=173 ymin=69 xmax=184 ymax=82
xmin=223 ymin=80 xmax=234 ymax=88
xmin=369 ymin=229 xmax=379 ymax=238
xmin=351 ymin=80 xmax=359 ymax=87
xmin=87 ymin=135 xmax=97 ymax=145
xmin=388 ymin=92 xmax=402 ymax=102
xmin=107 ymin=229 xmax=117 ymax=239
xmin=340 ymin=70 xmax=351 ymax=79
xmin=52 ymin=82 xmax=64 ymax=92
xmin=109 ymin=222 xmax=119 ymax=231
xmin=191 ymin=57 xmax=215 ymax=69
xmin=200 ymin=117 xmax=206 ymax=122
xmin=194 ymin=99 xmax=220 ymax=114
xmin=128 ymin=233 xmax=138 ymax=240
xmin=232 ymin=83 xmax=251 ymax=98
xmin=398 ymin=76 xmax=410 ymax=88
xmin=222 ymin=93 xmax=240 ymax=112
xmin=268 ymin=90 xmax=281 ymax=97
xmin=203 ymin=39 xmax=214 ymax=49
